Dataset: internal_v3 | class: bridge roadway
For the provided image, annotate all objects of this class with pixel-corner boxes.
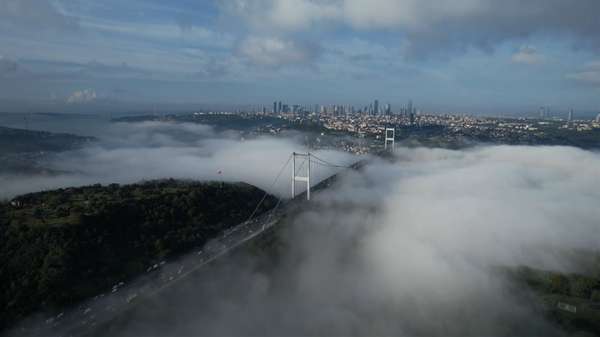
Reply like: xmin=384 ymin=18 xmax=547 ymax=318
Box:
xmin=26 ymin=154 xmax=377 ymax=337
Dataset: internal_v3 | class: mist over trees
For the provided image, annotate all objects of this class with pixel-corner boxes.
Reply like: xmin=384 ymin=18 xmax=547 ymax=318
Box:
xmin=0 ymin=179 xmax=275 ymax=331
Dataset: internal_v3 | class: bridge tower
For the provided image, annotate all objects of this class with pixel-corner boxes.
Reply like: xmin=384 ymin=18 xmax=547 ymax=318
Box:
xmin=385 ymin=127 xmax=395 ymax=149
xmin=292 ymin=152 xmax=311 ymax=201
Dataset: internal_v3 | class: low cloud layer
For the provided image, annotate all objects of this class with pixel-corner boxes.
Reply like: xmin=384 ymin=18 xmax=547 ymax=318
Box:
xmin=114 ymin=145 xmax=598 ymax=335
xmin=0 ymin=121 xmax=355 ymax=200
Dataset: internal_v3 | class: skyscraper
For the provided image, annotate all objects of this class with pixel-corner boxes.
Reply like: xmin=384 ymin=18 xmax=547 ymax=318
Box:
xmin=279 ymin=102 xmax=282 ymax=113
xmin=385 ymin=103 xmax=390 ymax=115
xmin=282 ymin=104 xmax=288 ymax=114
xmin=315 ymin=104 xmax=318 ymax=113
xmin=568 ymin=109 xmax=573 ymax=121
xmin=545 ymin=107 xmax=550 ymax=119
xmin=407 ymin=100 xmax=412 ymax=117
xmin=539 ymin=107 xmax=544 ymax=119
xmin=374 ymin=100 xmax=378 ymax=117
xmin=273 ymin=102 xmax=276 ymax=114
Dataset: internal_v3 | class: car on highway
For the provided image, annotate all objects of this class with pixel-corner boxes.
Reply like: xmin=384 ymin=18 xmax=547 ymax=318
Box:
xmin=84 ymin=308 xmax=92 ymax=315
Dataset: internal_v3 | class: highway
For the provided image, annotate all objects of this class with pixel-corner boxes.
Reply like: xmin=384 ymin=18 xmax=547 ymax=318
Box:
xmin=18 ymin=156 xmax=370 ymax=337
xmin=23 ymin=188 xmax=311 ymax=337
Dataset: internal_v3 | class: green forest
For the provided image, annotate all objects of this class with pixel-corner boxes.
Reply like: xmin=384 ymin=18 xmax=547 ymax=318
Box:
xmin=499 ymin=264 xmax=600 ymax=335
xmin=0 ymin=179 xmax=276 ymax=331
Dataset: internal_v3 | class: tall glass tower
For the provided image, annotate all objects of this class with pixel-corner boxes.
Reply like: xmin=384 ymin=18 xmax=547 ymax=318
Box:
xmin=407 ymin=100 xmax=412 ymax=116
xmin=374 ymin=100 xmax=378 ymax=116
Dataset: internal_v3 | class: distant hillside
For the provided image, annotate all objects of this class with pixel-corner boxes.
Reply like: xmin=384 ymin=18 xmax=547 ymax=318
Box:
xmin=0 ymin=179 xmax=276 ymax=332
xmin=0 ymin=125 xmax=96 ymax=156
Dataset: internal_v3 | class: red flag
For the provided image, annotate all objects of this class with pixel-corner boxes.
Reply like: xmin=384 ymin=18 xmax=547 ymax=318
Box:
xmin=218 ymin=171 xmax=221 ymax=174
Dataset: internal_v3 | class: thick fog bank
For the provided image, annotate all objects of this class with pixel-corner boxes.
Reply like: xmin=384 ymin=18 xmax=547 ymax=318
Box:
xmin=0 ymin=121 xmax=355 ymax=200
xmin=114 ymin=145 xmax=599 ymax=336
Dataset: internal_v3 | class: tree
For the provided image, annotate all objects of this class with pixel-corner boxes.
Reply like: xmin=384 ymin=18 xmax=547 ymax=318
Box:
xmin=592 ymin=290 xmax=600 ymax=302
xmin=547 ymin=274 xmax=568 ymax=295
xmin=68 ymin=214 xmax=85 ymax=226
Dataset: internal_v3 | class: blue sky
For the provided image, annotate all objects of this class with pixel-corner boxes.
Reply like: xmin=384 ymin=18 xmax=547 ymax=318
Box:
xmin=0 ymin=0 xmax=598 ymax=116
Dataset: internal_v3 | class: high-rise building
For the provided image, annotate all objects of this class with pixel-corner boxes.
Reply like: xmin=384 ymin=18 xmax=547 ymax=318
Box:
xmin=407 ymin=100 xmax=412 ymax=116
xmin=385 ymin=103 xmax=390 ymax=115
xmin=539 ymin=107 xmax=544 ymax=119
xmin=321 ymin=106 xmax=327 ymax=114
xmin=568 ymin=109 xmax=573 ymax=121
xmin=279 ymin=102 xmax=282 ymax=113
xmin=545 ymin=107 xmax=550 ymax=119
xmin=409 ymin=113 xmax=414 ymax=125
xmin=374 ymin=100 xmax=378 ymax=117
xmin=273 ymin=102 xmax=276 ymax=114
xmin=282 ymin=104 xmax=288 ymax=114
xmin=596 ymin=114 xmax=600 ymax=123
xmin=315 ymin=104 xmax=318 ymax=113
xmin=262 ymin=107 xmax=266 ymax=114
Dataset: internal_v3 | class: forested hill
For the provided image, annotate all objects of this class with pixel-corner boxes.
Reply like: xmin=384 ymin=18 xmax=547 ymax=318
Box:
xmin=0 ymin=179 xmax=276 ymax=331
xmin=0 ymin=125 xmax=96 ymax=156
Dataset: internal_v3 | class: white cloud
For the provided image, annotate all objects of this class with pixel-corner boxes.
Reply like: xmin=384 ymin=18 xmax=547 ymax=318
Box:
xmin=233 ymin=36 xmax=322 ymax=68
xmin=510 ymin=45 xmax=548 ymax=65
xmin=86 ymin=60 xmax=108 ymax=73
xmin=66 ymin=89 xmax=99 ymax=103
xmin=218 ymin=0 xmax=599 ymax=60
xmin=565 ymin=71 xmax=600 ymax=84
xmin=0 ymin=54 xmax=19 ymax=76
xmin=585 ymin=61 xmax=600 ymax=68
xmin=0 ymin=0 xmax=79 ymax=30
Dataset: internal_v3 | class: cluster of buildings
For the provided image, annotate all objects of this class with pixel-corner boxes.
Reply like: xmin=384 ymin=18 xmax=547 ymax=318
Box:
xmin=249 ymin=99 xmax=421 ymax=124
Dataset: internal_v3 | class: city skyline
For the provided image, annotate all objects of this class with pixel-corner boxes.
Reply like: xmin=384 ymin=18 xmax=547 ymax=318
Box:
xmin=0 ymin=0 xmax=598 ymax=114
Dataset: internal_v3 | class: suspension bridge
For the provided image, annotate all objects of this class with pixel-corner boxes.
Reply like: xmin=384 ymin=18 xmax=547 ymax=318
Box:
xmin=41 ymin=134 xmax=396 ymax=337
xmin=245 ymin=136 xmax=394 ymax=231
